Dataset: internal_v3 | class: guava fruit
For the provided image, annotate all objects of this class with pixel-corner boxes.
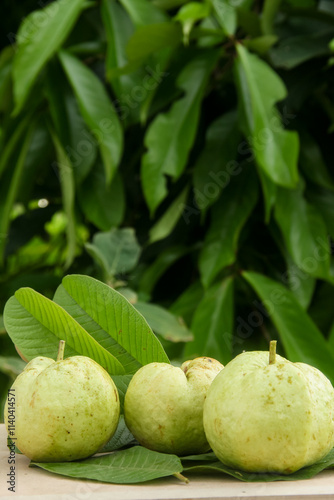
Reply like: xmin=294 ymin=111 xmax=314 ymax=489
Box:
xmin=4 ymin=341 xmax=120 ymax=462
xmin=203 ymin=341 xmax=334 ymax=474
xmin=124 ymin=356 xmax=223 ymax=456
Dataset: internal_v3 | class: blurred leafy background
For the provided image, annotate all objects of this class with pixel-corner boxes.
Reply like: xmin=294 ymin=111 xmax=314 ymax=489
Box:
xmin=1 ymin=0 xmax=334 ymax=420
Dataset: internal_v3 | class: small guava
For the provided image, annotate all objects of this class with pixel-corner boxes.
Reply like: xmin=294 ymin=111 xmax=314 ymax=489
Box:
xmin=4 ymin=341 xmax=120 ymax=462
xmin=124 ymin=357 xmax=223 ymax=456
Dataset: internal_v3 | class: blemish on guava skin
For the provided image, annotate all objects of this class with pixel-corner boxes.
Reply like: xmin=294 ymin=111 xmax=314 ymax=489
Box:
xmin=265 ymin=395 xmax=274 ymax=405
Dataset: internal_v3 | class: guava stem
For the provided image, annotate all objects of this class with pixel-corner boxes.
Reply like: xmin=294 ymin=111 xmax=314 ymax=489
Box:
xmin=57 ymin=340 xmax=65 ymax=362
xmin=173 ymin=472 xmax=189 ymax=484
xmin=269 ymin=340 xmax=277 ymax=365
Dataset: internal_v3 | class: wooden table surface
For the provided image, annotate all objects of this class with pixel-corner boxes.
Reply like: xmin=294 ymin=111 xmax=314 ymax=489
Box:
xmin=1 ymin=424 xmax=334 ymax=500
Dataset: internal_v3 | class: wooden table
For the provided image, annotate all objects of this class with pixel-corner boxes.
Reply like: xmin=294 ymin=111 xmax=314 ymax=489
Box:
xmin=1 ymin=425 xmax=334 ymax=500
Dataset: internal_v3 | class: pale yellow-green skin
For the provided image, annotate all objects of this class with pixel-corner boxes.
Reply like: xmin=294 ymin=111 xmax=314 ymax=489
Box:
xmin=124 ymin=357 xmax=223 ymax=456
xmin=4 ymin=356 xmax=120 ymax=462
xmin=203 ymin=351 xmax=334 ymax=474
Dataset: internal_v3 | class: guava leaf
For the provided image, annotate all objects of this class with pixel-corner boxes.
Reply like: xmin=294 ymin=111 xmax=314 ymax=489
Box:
xmin=183 ymin=447 xmax=334 ymax=482
xmin=149 ymin=186 xmax=190 ymax=244
xmin=111 ymin=375 xmax=133 ymax=412
xmin=134 ymin=301 xmax=193 ymax=342
xmin=12 ymin=0 xmax=86 ymax=114
xmin=3 ymin=288 xmax=125 ymax=375
xmin=234 ymin=43 xmax=299 ymax=187
xmin=0 ymin=356 xmax=26 ymax=379
xmin=58 ymin=49 xmax=123 ymax=185
xmin=192 ymin=111 xmax=241 ymax=212
xmin=210 ymin=0 xmax=237 ymax=36
xmin=198 ymin=165 xmax=258 ymax=288
xmin=185 ymin=277 xmax=234 ymax=364
xmin=141 ymin=50 xmax=219 ymax=215
xmin=99 ymin=415 xmax=136 ymax=453
xmin=53 ymin=274 xmax=170 ymax=374
xmin=274 ymin=182 xmax=331 ymax=281
xmin=85 ymin=228 xmax=141 ymax=279
xmin=31 ymin=446 xmax=183 ymax=484
xmin=119 ymin=0 xmax=167 ymax=26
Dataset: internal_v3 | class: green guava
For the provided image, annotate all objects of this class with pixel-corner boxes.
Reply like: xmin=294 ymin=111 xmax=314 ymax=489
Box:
xmin=4 ymin=341 xmax=120 ymax=462
xmin=124 ymin=357 xmax=223 ymax=456
xmin=203 ymin=341 xmax=334 ymax=474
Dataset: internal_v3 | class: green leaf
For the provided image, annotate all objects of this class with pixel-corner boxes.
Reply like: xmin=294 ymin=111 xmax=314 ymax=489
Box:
xmin=256 ymin=166 xmax=276 ymax=223
xmin=270 ymin=31 xmax=334 ymax=69
xmin=199 ymin=165 xmax=258 ymax=288
xmin=0 ymin=48 xmax=13 ymax=114
xmin=111 ymin=374 xmax=133 ymax=411
xmin=308 ymin=188 xmax=334 ymax=240
xmin=85 ymin=228 xmax=141 ymax=279
xmin=170 ymin=281 xmax=204 ymax=327
xmin=235 ymin=43 xmax=299 ymax=187
xmin=183 ymin=447 xmax=334 ymax=481
xmin=58 ymin=49 xmax=123 ymax=185
xmin=242 ymin=271 xmax=334 ymax=382
xmin=244 ymin=35 xmax=278 ymax=55
xmin=174 ymin=2 xmax=211 ymax=43
xmin=49 ymin=130 xmax=77 ymax=270
xmin=0 ymin=356 xmax=26 ymax=379
xmin=0 ymin=114 xmax=32 ymax=181
xmin=134 ymin=302 xmax=193 ymax=342
xmin=31 ymin=446 xmax=183 ymax=484
xmin=78 ymin=163 xmax=125 ymax=231
xmin=299 ymin=130 xmax=334 ymax=191
xmin=99 ymin=415 xmax=136 ymax=452
xmin=192 ymin=111 xmax=241 ymax=212
xmin=210 ymin=0 xmax=237 ymax=36
xmin=53 ymin=274 xmax=170 ymax=374
xmin=12 ymin=0 xmax=86 ymax=114
xmin=149 ymin=186 xmax=190 ymax=244
xmin=126 ymin=22 xmax=182 ymax=62
xmin=119 ymin=0 xmax=167 ymax=26
xmin=185 ymin=277 xmax=234 ymax=364
xmin=3 ymin=288 xmax=125 ymax=375
xmin=0 ymin=124 xmax=34 ymax=266
xmin=45 ymin=62 xmax=97 ymax=184
xmin=260 ymin=0 xmax=281 ymax=36
xmin=141 ymin=50 xmax=219 ymax=215
xmin=285 ymin=254 xmax=316 ymax=310
xmin=101 ymin=0 xmax=144 ymax=125
xmin=274 ymin=182 xmax=331 ymax=281
xmin=0 ymin=315 xmax=5 ymax=334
